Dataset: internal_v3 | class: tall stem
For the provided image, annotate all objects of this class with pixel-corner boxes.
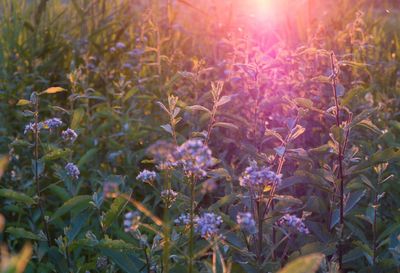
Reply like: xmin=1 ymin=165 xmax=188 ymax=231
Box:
xmin=330 ymin=52 xmax=345 ymax=271
xmin=372 ymin=193 xmax=377 ymax=265
xmin=189 ymin=175 xmax=195 ymax=273
xmin=34 ymin=97 xmax=51 ymax=247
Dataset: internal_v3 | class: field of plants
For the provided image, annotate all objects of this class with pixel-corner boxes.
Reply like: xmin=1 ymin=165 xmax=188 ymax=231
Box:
xmin=0 ymin=0 xmax=399 ymax=272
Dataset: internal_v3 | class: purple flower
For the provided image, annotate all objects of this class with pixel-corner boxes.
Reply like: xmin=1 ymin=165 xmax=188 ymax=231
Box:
xmin=239 ymin=160 xmax=281 ymax=195
xmin=147 ymin=140 xmax=177 ymax=170
xmin=103 ymin=182 xmax=119 ymax=198
xmin=237 ymin=212 xmax=256 ymax=234
xmin=124 ymin=211 xmax=141 ymax=232
xmin=65 ymin=163 xmax=80 ymax=180
xmin=115 ymin=42 xmax=126 ymax=50
xmin=161 ymin=189 xmax=178 ymax=208
xmin=277 ymin=214 xmax=309 ymax=234
xmin=136 ymin=170 xmax=157 ymax=183
xmin=195 ymin=212 xmax=223 ymax=239
xmin=127 ymin=48 xmax=144 ymax=57
xmin=24 ymin=122 xmax=44 ymax=134
xmin=62 ymin=128 xmax=78 ymax=143
xmin=174 ymin=213 xmax=191 ymax=226
xmin=174 ymin=139 xmax=213 ymax=178
xmin=44 ymin=118 xmax=63 ymax=130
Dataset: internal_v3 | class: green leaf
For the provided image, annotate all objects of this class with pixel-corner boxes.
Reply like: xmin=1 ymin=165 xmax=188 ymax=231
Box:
xmin=0 ymin=189 xmax=35 ymax=206
xmin=186 ymin=105 xmax=212 ymax=114
xmin=216 ymin=95 xmax=232 ymax=107
xmin=77 ymin=148 xmax=98 ymax=167
xmin=6 ymin=227 xmax=42 ymax=240
xmin=42 ymin=148 xmax=72 ymax=161
xmin=213 ymin=122 xmax=238 ymax=130
xmin=102 ymin=197 xmax=127 ymax=230
xmin=278 ymin=253 xmax=324 ymax=273
xmin=101 ymin=248 xmax=143 ymax=273
xmin=353 ymin=148 xmax=400 ymax=173
xmin=16 ymin=99 xmax=31 ymax=106
xmin=50 ymin=195 xmax=92 ymax=221
xmin=71 ymin=108 xmax=85 ymax=129
xmin=294 ymin=98 xmax=313 ymax=109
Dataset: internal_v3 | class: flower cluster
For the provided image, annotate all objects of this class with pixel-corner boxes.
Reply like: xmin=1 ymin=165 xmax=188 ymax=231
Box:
xmin=43 ymin=118 xmax=63 ymax=129
xmin=236 ymin=212 xmax=256 ymax=234
xmin=62 ymin=128 xmax=78 ymax=143
xmin=277 ymin=214 xmax=310 ymax=234
xmin=174 ymin=213 xmax=191 ymax=226
xmin=124 ymin=211 xmax=141 ymax=232
xmin=239 ymin=160 xmax=281 ymax=194
xmin=174 ymin=139 xmax=213 ymax=178
xmin=24 ymin=122 xmax=43 ymax=134
xmin=103 ymin=182 xmax=119 ymax=198
xmin=195 ymin=212 xmax=223 ymax=239
xmin=161 ymin=189 xmax=178 ymax=208
xmin=147 ymin=140 xmax=177 ymax=170
xmin=65 ymin=163 xmax=80 ymax=180
xmin=136 ymin=169 xmax=157 ymax=183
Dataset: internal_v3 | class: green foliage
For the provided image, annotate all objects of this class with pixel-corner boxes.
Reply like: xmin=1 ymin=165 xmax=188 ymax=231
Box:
xmin=0 ymin=0 xmax=399 ymax=272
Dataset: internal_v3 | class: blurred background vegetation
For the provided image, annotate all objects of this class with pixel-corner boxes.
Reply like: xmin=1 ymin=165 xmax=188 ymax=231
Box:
xmin=0 ymin=0 xmax=399 ymax=272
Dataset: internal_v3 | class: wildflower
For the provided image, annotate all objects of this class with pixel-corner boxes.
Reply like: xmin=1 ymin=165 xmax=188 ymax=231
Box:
xmin=43 ymin=118 xmax=63 ymax=130
xmin=174 ymin=139 xmax=213 ymax=178
xmin=61 ymin=128 xmax=78 ymax=143
xmin=24 ymin=122 xmax=44 ymax=134
xmin=136 ymin=169 xmax=157 ymax=183
xmin=195 ymin=212 xmax=223 ymax=239
xmin=239 ymin=160 xmax=281 ymax=195
xmin=237 ymin=212 xmax=256 ymax=234
xmin=147 ymin=140 xmax=177 ymax=170
xmin=124 ymin=211 xmax=141 ymax=232
xmin=122 ymin=63 xmax=133 ymax=70
xmin=96 ymin=256 xmax=108 ymax=270
xmin=116 ymin=42 xmax=126 ymax=49
xmin=277 ymin=214 xmax=310 ymax=234
xmin=65 ymin=163 xmax=80 ymax=180
xmin=103 ymin=182 xmax=119 ymax=198
xmin=127 ymin=48 xmax=144 ymax=57
xmin=109 ymin=47 xmax=116 ymax=53
xmin=161 ymin=189 xmax=178 ymax=208
xmin=174 ymin=213 xmax=191 ymax=226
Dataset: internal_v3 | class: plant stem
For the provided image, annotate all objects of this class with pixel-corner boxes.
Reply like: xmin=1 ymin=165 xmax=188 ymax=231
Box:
xmin=256 ymin=199 xmax=263 ymax=264
xmin=34 ymin=96 xmax=51 ymax=247
xmin=162 ymin=171 xmax=171 ymax=273
xmin=372 ymin=193 xmax=377 ymax=265
xmin=189 ymin=175 xmax=195 ymax=273
xmin=330 ymin=52 xmax=345 ymax=271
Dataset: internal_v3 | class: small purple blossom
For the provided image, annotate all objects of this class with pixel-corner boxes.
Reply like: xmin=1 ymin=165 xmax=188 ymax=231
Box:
xmin=277 ymin=214 xmax=310 ymax=234
xmin=237 ymin=212 xmax=256 ymax=234
xmin=62 ymin=128 xmax=78 ymax=143
xmin=136 ymin=169 xmax=157 ymax=183
xmin=24 ymin=122 xmax=44 ymax=134
xmin=174 ymin=213 xmax=191 ymax=226
xmin=127 ymin=48 xmax=144 ymax=57
xmin=147 ymin=140 xmax=177 ymax=170
xmin=239 ymin=160 xmax=281 ymax=195
xmin=103 ymin=182 xmax=119 ymax=198
xmin=44 ymin=118 xmax=63 ymax=130
xmin=124 ymin=211 xmax=141 ymax=232
xmin=174 ymin=139 xmax=213 ymax=178
xmin=115 ymin=42 xmax=126 ymax=50
xmin=195 ymin=212 xmax=223 ymax=239
xmin=161 ymin=189 xmax=178 ymax=208
xmin=65 ymin=163 xmax=80 ymax=180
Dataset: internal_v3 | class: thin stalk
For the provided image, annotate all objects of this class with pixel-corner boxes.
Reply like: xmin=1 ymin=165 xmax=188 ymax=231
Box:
xmin=212 ymin=242 xmax=217 ymax=273
xmin=372 ymin=193 xmax=377 ymax=265
xmin=330 ymin=52 xmax=345 ymax=271
xmin=143 ymin=246 xmax=151 ymax=273
xmin=256 ymin=199 xmax=263 ymax=264
xmin=34 ymin=97 xmax=51 ymax=247
xmin=205 ymin=103 xmax=217 ymax=147
xmin=189 ymin=175 xmax=195 ymax=273
xmin=162 ymin=171 xmax=171 ymax=273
